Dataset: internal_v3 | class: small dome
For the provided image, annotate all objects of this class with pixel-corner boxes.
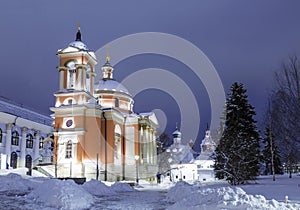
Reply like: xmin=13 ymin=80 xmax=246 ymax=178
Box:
xmin=69 ymin=41 xmax=88 ymax=51
xmin=172 ymin=129 xmax=181 ymax=137
xmin=96 ymin=79 xmax=130 ymax=95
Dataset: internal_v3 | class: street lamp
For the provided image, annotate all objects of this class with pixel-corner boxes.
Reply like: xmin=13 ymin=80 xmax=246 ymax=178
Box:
xmin=134 ymin=155 xmax=140 ymax=184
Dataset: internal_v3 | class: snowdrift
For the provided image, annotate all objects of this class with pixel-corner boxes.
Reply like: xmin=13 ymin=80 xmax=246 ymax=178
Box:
xmin=166 ymin=181 xmax=300 ymax=210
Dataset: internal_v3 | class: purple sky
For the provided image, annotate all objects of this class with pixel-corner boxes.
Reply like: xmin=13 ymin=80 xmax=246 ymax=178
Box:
xmin=1 ymin=1 xmax=300 ymax=148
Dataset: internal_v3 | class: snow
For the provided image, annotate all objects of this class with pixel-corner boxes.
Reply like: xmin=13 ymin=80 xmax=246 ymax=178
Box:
xmin=0 ymin=168 xmax=300 ymax=209
xmin=82 ymin=179 xmax=116 ymax=196
xmin=166 ymin=181 xmax=299 ymax=210
xmin=111 ymin=182 xmax=136 ymax=192
xmin=26 ymin=179 xmax=94 ymax=210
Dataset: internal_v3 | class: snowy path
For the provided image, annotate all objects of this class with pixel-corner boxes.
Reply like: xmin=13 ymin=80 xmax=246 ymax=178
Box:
xmin=1 ymin=169 xmax=300 ymax=210
xmin=0 ymin=189 xmax=171 ymax=210
xmin=91 ymin=190 xmax=172 ymax=210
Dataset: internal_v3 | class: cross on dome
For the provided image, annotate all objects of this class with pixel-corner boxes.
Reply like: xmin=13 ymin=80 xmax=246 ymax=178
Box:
xmin=75 ymin=21 xmax=82 ymax=41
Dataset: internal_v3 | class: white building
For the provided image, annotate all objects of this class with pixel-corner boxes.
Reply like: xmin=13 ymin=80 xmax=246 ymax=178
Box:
xmin=166 ymin=127 xmax=216 ymax=183
xmin=0 ymin=96 xmax=53 ymax=172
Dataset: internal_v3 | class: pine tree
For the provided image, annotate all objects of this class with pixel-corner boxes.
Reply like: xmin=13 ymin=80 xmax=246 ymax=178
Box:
xmin=214 ymin=82 xmax=260 ymax=185
xmin=262 ymin=127 xmax=283 ymax=175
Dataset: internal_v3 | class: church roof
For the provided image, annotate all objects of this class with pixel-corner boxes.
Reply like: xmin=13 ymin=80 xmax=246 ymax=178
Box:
xmin=68 ymin=41 xmax=88 ymax=51
xmin=95 ymin=79 xmax=130 ymax=95
xmin=0 ymin=96 xmax=52 ymax=126
xmin=56 ymin=25 xmax=97 ymax=63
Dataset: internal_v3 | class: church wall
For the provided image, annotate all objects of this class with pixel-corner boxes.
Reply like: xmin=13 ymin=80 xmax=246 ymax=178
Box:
xmin=81 ymin=116 xmax=102 ymax=161
xmin=63 ymin=70 xmax=67 ymax=89
xmin=99 ymin=118 xmax=115 ymax=164
xmin=133 ymin=124 xmax=140 ymax=156
xmin=106 ymin=120 xmax=118 ymax=164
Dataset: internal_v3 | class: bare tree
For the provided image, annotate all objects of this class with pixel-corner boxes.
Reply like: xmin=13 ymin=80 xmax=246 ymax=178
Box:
xmin=267 ymin=56 xmax=300 ymax=177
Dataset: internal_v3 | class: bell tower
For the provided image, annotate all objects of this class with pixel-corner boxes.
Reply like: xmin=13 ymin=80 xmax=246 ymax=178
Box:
xmin=51 ymin=25 xmax=100 ymax=178
xmin=55 ymin=24 xmax=97 ymax=107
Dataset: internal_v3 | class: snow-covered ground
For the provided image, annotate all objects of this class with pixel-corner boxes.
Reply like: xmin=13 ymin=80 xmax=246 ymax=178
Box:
xmin=0 ymin=168 xmax=300 ymax=209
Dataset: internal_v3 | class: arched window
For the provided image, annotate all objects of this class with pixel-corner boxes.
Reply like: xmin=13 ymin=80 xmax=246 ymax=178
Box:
xmin=26 ymin=134 xmax=34 ymax=149
xmin=86 ymin=64 xmax=91 ymax=92
xmin=39 ymin=137 xmax=44 ymax=149
xmin=115 ymin=98 xmax=119 ymax=108
xmin=10 ymin=152 xmax=17 ymax=169
xmin=0 ymin=128 xmax=2 ymax=143
xmin=114 ymin=125 xmax=122 ymax=164
xmin=65 ymin=140 xmax=72 ymax=159
xmin=11 ymin=131 xmax=19 ymax=146
xmin=65 ymin=60 xmax=77 ymax=89
xmin=25 ymin=155 xmax=32 ymax=169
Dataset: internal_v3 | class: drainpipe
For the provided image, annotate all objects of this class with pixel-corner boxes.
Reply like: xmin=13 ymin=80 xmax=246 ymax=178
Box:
xmin=122 ymin=115 xmax=127 ymax=180
xmin=102 ymin=111 xmax=107 ymax=181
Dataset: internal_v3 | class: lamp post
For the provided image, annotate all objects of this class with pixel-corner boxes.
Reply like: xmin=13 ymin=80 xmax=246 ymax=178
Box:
xmin=135 ymin=155 xmax=140 ymax=184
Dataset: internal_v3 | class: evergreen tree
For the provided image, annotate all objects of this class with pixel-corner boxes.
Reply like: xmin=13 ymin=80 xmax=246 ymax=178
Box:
xmin=156 ymin=133 xmax=172 ymax=173
xmin=214 ymin=82 xmax=260 ymax=185
xmin=261 ymin=127 xmax=283 ymax=175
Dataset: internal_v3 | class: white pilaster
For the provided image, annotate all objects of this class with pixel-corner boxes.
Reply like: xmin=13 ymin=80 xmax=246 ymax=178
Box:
xmin=143 ymin=126 xmax=147 ymax=163
xmin=72 ymin=143 xmax=77 ymax=162
xmin=20 ymin=127 xmax=27 ymax=167
xmin=5 ymin=124 xmax=13 ymax=166
xmin=151 ymin=129 xmax=154 ymax=164
xmin=153 ymin=131 xmax=157 ymax=164
xmin=59 ymin=70 xmax=64 ymax=90
xmin=149 ymin=129 xmax=152 ymax=164
xmin=34 ymin=131 xmax=40 ymax=161
xmin=147 ymin=127 xmax=150 ymax=164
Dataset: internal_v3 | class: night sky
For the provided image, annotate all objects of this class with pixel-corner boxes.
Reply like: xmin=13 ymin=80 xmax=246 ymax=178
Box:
xmin=1 ymin=1 xmax=300 ymax=149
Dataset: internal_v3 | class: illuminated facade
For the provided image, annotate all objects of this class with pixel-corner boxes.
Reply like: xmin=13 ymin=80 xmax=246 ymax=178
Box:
xmin=51 ymin=27 xmax=158 ymax=181
xmin=0 ymin=97 xmax=53 ymax=171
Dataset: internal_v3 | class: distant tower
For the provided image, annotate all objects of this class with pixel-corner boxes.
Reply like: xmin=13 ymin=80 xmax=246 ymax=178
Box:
xmin=200 ymin=126 xmax=216 ymax=153
xmin=172 ymin=123 xmax=182 ymax=144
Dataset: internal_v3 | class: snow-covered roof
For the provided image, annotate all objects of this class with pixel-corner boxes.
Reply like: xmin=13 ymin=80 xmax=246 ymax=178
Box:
xmin=56 ymin=43 xmax=97 ymax=62
xmin=139 ymin=112 xmax=159 ymax=126
xmin=139 ymin=112 xmax=152 ymax=117
xmin=0 ymin=96 xmax=52 ymax=126
xmin=95 ymin=79 xmax=130 ymax=95
xmin=69 ymin=41 xmax=88 ymax=50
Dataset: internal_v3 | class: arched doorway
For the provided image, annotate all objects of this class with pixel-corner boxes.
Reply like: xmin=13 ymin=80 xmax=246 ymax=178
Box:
xmin=114 ymin=125 xmax=122 ymax=165
xmin=25 ymin=155 xmax=32 ymax=169
xmin=10 ymin=152 xmax=17 ymax=169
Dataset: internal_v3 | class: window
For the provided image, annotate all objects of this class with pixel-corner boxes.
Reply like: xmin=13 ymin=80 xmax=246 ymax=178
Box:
xmin=65 ymin=60 xmax=77 ymax=89
xmin=25 ymin=155 xmax=32 ymax=169
xmin=11 ymin=131 xmax=19 ymax=146
xmin=65 ymin=140 xmax=72 ymax=159
xmin=26 ymin=134 xmax=34 ymax=148
xmin=0 ymin=128 xmax=2 ymax=143
xmin=115 ymin=98 xmax=119 ymax=108
xmin=10 ymin=152 xmax=17 ymax=169
xmin=183 ymin=175 xmax=186 ymax=179
xmin=86 ymin=64 xmax=91 ymax=92
xmin=114 ymin=125 xmax=121 ymax=164
xmin=39 ymin=137 xmax=44 ymax=149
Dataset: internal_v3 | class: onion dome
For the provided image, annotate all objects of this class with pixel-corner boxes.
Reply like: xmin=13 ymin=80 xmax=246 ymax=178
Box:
xmin=172 ymin=123 xmax=182 ymax=138
xmin=68 ymin=24 xmax=89 ymax=50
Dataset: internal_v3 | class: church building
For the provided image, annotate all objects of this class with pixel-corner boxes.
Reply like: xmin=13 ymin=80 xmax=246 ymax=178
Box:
xmin=51 ymin=26 xmax=159 ymax=181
